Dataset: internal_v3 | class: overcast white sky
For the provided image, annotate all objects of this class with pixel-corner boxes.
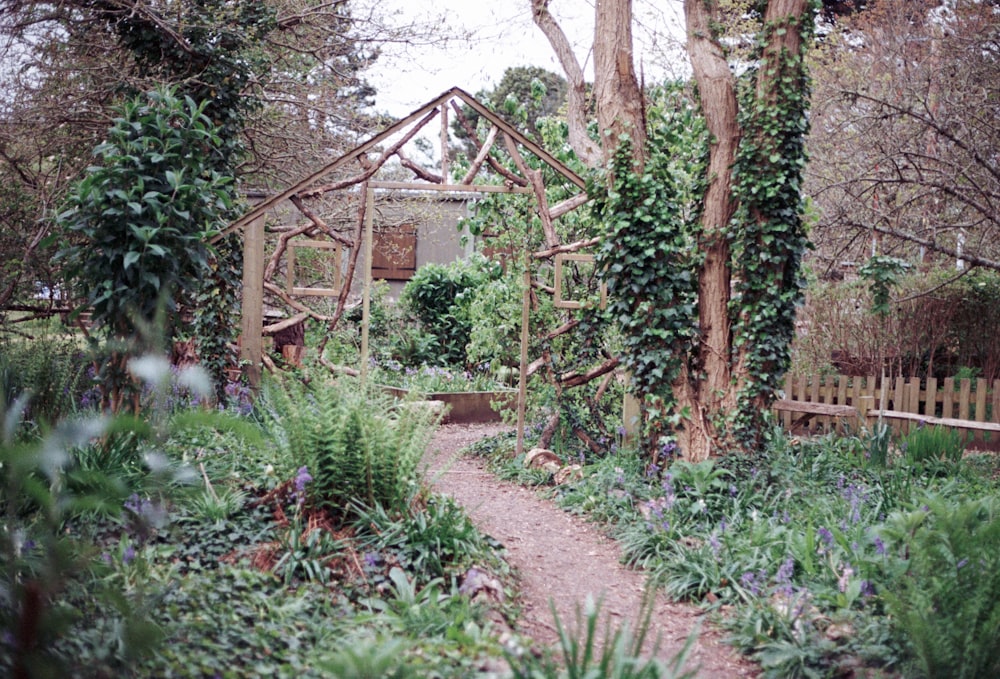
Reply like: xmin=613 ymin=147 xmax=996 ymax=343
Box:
xmin=366 ymin=0 xmax=687 ymax=117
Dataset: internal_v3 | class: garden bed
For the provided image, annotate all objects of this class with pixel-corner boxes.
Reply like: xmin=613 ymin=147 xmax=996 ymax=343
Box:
xmin=379 ymin=385 xmax=516 ymax=424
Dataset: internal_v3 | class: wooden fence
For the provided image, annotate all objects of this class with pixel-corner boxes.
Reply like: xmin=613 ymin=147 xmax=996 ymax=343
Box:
xmin=772 ymin=374 xmax=1000 ymax=444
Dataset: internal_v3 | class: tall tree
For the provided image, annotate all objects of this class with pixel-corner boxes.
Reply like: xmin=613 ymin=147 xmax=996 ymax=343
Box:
xmin=807 ymin=0 xmax=1000 ymax=273
xmin=534 ymin=0 xmax=815 ymax=460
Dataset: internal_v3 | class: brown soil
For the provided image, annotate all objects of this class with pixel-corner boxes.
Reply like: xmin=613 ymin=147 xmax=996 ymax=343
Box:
xmin=424 ymin=423 xmax=760 ymax=678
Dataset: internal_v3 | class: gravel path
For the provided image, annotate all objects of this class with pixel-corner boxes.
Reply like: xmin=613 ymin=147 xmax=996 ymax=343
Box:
xmin=424 ymin=423 xmax=759 ymax=678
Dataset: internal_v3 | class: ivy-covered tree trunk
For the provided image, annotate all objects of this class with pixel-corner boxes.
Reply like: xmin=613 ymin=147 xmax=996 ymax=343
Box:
xmin=676 ymin=0 xmax=812 ymax=460
xmin=534 ymin=0 xmax=812 ymax=460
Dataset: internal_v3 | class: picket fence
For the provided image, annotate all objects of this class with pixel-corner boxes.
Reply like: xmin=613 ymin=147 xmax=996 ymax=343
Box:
xmin=772 ymin=374 xmax=1000 ymax=444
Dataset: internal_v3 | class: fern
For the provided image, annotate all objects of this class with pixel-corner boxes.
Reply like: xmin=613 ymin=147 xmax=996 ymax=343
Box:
xmin=260 ymin=377 xmax=440 ymax=521
xmin=882 ymin=494 xmax=1000 ymax=679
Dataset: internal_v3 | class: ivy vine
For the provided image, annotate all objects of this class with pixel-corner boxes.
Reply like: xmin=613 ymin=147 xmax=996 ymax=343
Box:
xmin=596 ymin=4 xmax=817 ymax=457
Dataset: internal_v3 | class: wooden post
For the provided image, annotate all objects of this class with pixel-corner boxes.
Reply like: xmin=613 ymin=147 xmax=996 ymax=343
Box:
xmin=360 ymin=186 xmax=374 ymax=385
xmin=623 ymin=386 xmax=641 ymax=444
xmin=516 ymin=265 xmax=531 ymax=457
xmin=240 ymin=215 xmax=265 ymax=391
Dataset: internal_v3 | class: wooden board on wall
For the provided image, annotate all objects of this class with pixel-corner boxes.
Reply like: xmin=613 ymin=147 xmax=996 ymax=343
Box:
xmin=372 ymin=226 xmax=417 ymax=280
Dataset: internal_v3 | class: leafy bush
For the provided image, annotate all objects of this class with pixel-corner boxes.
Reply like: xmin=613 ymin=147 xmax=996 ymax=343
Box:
xmin=400 ymin=255 xmax=501 ymax=366
xmin=881 ymin=494 xmax=1000 ymax=679
xmin=260 ymin=376 xmax=438 ymax=519
xmin=792 ymin=267 xmax=1000 ymax=381
xmin=57 ymin=86 xmax=236 ymax=341
xmin=354 ymin=496 xmax=491 ymax=580
xmin=0 ymin=335 xmax=89 ymax=425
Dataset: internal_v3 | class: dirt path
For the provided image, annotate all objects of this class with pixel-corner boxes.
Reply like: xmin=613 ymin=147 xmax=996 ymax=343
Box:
xmin=424 ymin=424 xmax=759 ymax=678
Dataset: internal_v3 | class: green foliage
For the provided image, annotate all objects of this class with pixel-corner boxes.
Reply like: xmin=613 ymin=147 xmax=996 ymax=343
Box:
xmin=0 ymin=335 xmax=89 ymax=426
xmin=594 ymin=83 xmax=708 ymax=422
xmin=542 ymin=419 xmax=1000 ymax=677
xmin=506 ymin=594 xmax=697 ymax=679
xmin=316 ymin=636 xmax=418 ymax=678
xmin=0 ymin=354 xmax=201 ymax=676
xmin=401 ymin=256 xmax=502 ymax=367
xmin=354 ymin=496 xmax=492 ymax=581
xmin=727 ymin=8 xmax=814 ymax=446
xmin=793 ymin=267 xmax=1000 ymax=381
xmin=595 ymin=5 xmax=815 ymax=454
xmin=901 ymin=424 xmax=969 ymax=467
xmin=57 ymin=86 xmax=236 ymax=340
xmin=260 ymin=376 xmax=438 ymax=519
xmin=858 ymin=255 xmax=911 ymax=316
xmin=108 ymin=0 xmax=276 ymax=171
xmin=881 ymin=494 xmax=1000 ymax=679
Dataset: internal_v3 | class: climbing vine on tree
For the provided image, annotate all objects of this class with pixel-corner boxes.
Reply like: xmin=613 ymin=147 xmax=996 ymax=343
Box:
xmin=595 ymin=2 xmax=816 ymax=460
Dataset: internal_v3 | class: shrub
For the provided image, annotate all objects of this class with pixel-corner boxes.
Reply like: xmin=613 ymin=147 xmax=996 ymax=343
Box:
xmin=260 ymin=376 xmax=439 ymax=519
xmin=881 ymin=494 xmax=1000 ymax=679
xmin=400 ymin=255 xmax=501 ymax=366
xmin=792 ymin=267 xmax=1000 ymax=381
xmin=0 ymin=335 xmax=89 ymax=425
xmin=901 ymin=423 xmax=970 ymax=466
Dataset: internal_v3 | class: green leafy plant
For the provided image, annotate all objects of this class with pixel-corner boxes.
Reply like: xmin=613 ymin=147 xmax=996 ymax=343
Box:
xmin=901 ymin=423 xmax=970 ymax=466
xmin=260 ymin=376 xmax=438 ymax=519
xmin=369 ymin=361 xmax=509 ymax=393
xmin=881 ymin=494 xmax=1000 ymax=679
xmin=400 ymin=255 xmax=502 ymax=367
xmin=57 ymin=86 xmax=235 ymax=341
xmin=0 ymin=353 xmax=203 ymax=675
xmin=506 ymin=594 xmax=697 ymax=679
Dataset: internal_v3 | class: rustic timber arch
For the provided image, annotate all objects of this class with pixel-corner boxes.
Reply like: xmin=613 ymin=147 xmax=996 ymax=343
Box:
xmin=218 ymin=87 xmax=606 ymax=453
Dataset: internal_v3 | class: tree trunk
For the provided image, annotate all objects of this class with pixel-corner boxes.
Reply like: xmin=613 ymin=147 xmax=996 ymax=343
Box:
xmin=677 ymin=0 xmax=741 ymax=461
xmin=594 ymin=0 xmax=647 ymax=166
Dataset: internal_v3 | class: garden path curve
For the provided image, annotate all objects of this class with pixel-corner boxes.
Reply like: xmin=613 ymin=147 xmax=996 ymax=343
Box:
xmin=424 ymin=424 xmax=759 ymax=678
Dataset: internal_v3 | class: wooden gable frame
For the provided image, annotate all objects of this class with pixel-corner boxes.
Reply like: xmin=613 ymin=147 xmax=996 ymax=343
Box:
xmin=229 ymin=87 xmax=595 ymax=454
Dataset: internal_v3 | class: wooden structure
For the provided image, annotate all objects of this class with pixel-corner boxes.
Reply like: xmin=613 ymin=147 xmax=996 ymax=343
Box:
xmin=774 ymin=373 xmax=1000 ymax=444
xmin=219 ymin=87 xmax=604 ymax=453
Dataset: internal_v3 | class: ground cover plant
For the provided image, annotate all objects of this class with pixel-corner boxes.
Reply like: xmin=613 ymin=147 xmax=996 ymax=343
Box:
xmin=470 ymin=421 xmax=1000 ymax=678
xmin=0 ymin=336 xmax=530 ymax=677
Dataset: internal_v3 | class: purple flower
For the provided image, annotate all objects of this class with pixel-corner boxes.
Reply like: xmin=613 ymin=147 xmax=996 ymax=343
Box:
xmin=123 ymin=545 xmax=136 ymax=564
xmin=709 ymin=533 xmax=722 ymax=558
xmin=294 ymin=466 xmax=313 ymax=506
xmin=874 ymin=536 xmax=886 ymax=556
xmin=776 ymin=557 xmax=795 ymax=584
xmin=957 ymin=558 xmax=969 ymax=570
xmin=363 ymin=552 xmax=381 ymax=569
xmin=816 ymin=528 xmax=833 ymax=547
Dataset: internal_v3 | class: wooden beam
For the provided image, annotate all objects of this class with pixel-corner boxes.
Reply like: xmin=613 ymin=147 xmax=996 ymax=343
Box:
xmin=240 ymin=215 xmax=265 ymax=390
xmin=263 ymin=312 xmax=309 ymax=335
xmin=450 ymin=87 xmax=587 ymax=190
xmin=550 ymin=192 xmax=591 ymax=219
xmin=773 ymin=400 xmax=858 ymax=417
xmin=504 ymin=133 xmax=559 ymax=248
xmin=218 ymin=93 xmax=452 ymax=239
xmin=368 ymin=180 xmax=531 ymax=194
xmin=440 ymin=102 xmax=450 ymax=182
xmin=460 ymin=125 xmax=500 ymax=185
xmin=516 ymin=266 xmax=531 ymax=457
xmin=870 ymin=409 xmax=1000 ymax=433
xmin=360 ymin=186 xmax=374 ymax=384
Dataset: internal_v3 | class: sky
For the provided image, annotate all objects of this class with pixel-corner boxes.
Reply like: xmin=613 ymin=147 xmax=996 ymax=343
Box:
xmin=366 ymin=0 xmax=687 ymax=118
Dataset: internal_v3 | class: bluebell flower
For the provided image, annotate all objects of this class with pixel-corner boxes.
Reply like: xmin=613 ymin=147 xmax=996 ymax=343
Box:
xmin=294 ymin=466 xmax=313 ymax=506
